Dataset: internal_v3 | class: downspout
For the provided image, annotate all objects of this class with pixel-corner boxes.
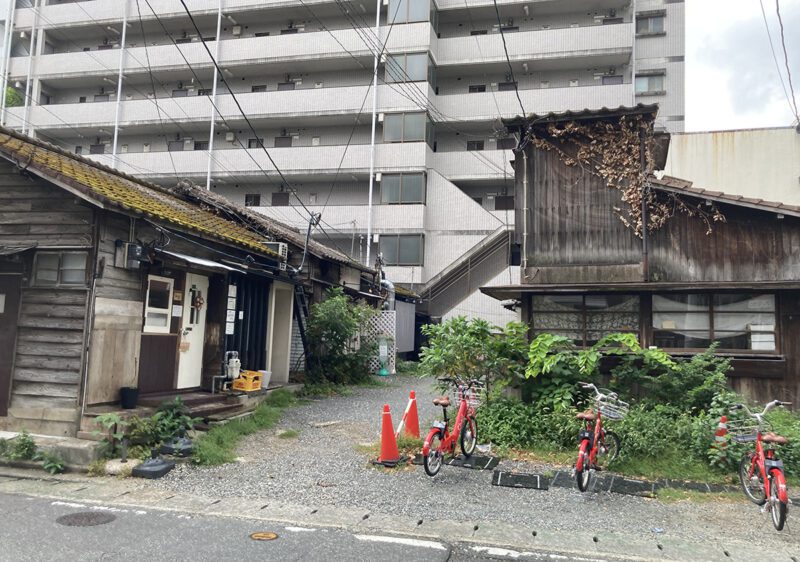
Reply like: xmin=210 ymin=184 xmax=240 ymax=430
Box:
xmin=205 ymin=0 xmax=223 ymax=190
xmin=111 ymin=0 xmax=129 ymax=167
xmin=21 ymin=0 xmax=40 ymax=136
xmin=0 ymin=0 xmax=16 ymax=126
xmin=365 ymin=0 xmax=380 ymax=266
xmin=631 ymin=0 xmax=636 ymax=105
xmin=78 ymin=213 xmax=103 ymax=426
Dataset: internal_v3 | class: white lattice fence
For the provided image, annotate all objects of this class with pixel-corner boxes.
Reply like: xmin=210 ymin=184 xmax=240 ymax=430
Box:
xmin=366 ymin=310 xmax=396 ymax=375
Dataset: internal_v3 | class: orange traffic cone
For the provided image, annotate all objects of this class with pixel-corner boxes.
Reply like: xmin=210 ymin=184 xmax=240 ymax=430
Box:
xmin=714 ymin=415 xmax=728 ymax=451
xmin=404 ymin=391 xmax=420 ymax=439
xmin=375 ymin=404 xmax=403 ymax=467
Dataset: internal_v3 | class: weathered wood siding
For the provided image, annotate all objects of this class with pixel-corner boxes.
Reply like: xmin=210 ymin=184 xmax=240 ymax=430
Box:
xmin=0 ymin=161 xmax=93 ymax=436
xmin=650 ymin=206 xmax=800 ymax=282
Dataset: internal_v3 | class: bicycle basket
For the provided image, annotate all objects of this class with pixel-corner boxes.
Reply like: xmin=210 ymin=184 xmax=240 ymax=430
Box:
xmin=455 ymin=388 xmax=483 ymax=410
xmin=597 ymin=394 xmax=629 ymax=420
xmin=726 ymin=418 xmax=765 ymax=443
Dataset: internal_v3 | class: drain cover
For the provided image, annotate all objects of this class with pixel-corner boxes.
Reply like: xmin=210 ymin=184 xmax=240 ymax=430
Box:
xmin=56 ymin=512 xmax=117 ymax=527
xmin=250 ymin=532 xmax=279 ymax=541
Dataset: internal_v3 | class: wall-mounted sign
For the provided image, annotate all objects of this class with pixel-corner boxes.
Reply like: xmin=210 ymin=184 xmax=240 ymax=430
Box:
xmin=226 ymin=310 xmax=236 ymax=322
xmin=173 ymin=290 xmax=183 ymax=302
xmin=225 ymin=322 xmax=235 ymax=335
xmin=227 ymin=297 xmax=237 ymax=309
xmin=172 ymin=304 xmax=183 ymax=317
xmin=0 ymin=294 xmax=5 ymax=314
xmin=228 ymin=285 xmax=237 ymax=298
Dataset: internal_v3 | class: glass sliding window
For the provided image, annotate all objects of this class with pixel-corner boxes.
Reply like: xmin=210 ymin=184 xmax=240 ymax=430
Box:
xmin=637 ymin=15 xmax=665 ymax=34
xmin=635 ymin=74 xmax=665 ymax=94
xmin=385 ymin=53 xmax=428 ymax=83
xmin=379 ymin=235 xmax=424 ymax=265
xmin=381 ymin=173 xmax=425 ymax=204
xmin=531 ymin=295 xmax=640 ymax=347
xmin=33 ymin=252 xmax=88 ymax=287
xmin=383 ymin=113 xmax=427 ymax=142
xmin=388 ymin=0 xmax=429 ymax=24
xmin=652 ymin=293 xmax=711 ymax=349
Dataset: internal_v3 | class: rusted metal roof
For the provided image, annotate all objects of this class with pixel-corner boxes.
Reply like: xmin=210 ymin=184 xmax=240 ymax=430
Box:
xmin=503 ymin=103 xmax=661 ymax=127
xmin=651 ymin=175 xmax=800 ymax=219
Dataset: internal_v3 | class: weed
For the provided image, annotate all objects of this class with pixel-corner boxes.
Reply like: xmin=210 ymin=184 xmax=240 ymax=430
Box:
xmin=264 ymin=389 xmax=296 ymax=408
xmin=87 ymin=459 xmax=107 ymax=477
xmin=0 ymin=438 xmax=8 ymax=458
xmin=656 ymin=488 xmax=742 ymax=504
xmin=34 ymin=450 xmax=66 ymax=475
xmin=299 ymin=383 xmax=353 ymax=398
xmin=9 ymin=430 xmax=37 ymax=461
xmin=277 ymin=429 xmax=299 ymax=439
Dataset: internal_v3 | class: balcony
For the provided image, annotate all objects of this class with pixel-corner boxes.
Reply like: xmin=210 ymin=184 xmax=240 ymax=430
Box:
xmin=7 ymin=23 xmax=432 ymax=80
xmin=432 ymin=149 xmax=512 ymax=181
xmin=6 ymin=84 xmax=424 ymax=132
xmin=90 ymin=142 xmax=428 ymax=179
xmin=254 ymin=204 xmax=425 ymax=234
xmin=435 ymin=83 xmax=633 ymax=121
xmin=435 ymin=23 xmax=633 ymax=66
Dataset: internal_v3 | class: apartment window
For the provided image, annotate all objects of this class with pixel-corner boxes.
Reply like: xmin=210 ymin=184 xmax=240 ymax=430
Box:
xmin=194 ymin=141 xmax=209 ymax=151
xmin=89 ymin=144 xmax=106 ymax=154
xmin=653 ymin=293 xmax=776 ymax=352
xmin=495 ymin=195 xmax=514 ymax=211
xmin=272 ymin=192 xmax=290 ymax=206
xmin=637 ymin=14 xmax=665 ymax=35
xmin=497 ymin=137 xmax=516 ymax=150
xmin=198 ymin=88 xmax=212 ymax=96
xmin=388 ymin=0 xmax=429 ymax=24
xmin=144 ymin=275 xmax=174 ymax=334
xmin=33 ymin=252 xmax=88 ymax=287
xmin=39 ymin=92 xmax=51 ymax=105
xmin=602 ymin=75 xmax=624 ymax=85
xmin=280 ymin=27 xmax=299 ymax=35
xmin=383 ymin=112 xmax=426 ymax=142
xmin=75 ymin=146 xmax=83 ymax=155
xmin=385 ymin=53 xmax=428 ymax=83
xmin=255 ymin=32 xmax=270 ymax=37
xmin=248 ymin=138 xmax=264 ymax=149
xmin=468 ymin=84 xmax=486 ymax=93
xmin=274 ymin=136 xmax=292 ymax=148
xmin=470 ymin=29 xmax=487 ymax=36
xmin=381 ymin=173 xmax=425 ymax=204
xmin=251 ymin=85 xmax=268 ymax=93
xmin=531 ymin=295 xmax=640 ymax=347
xmin=244 ymin=194 xmax=261 ymax=207
xmin=602 ymin=17 xmax=624 ymax=25
xmin=94 ymin=94 xmax=109 ymax=102
xmin=635 ymin=73 xmax=665 ymax=94
xmin=467 ymin=140 xmax=484 ymax=151
xmin=83 ymin=47 xmax=91 ymax=52
xmin=379 ymin=235 xmax=424 ymax=266
xmin=168 ymin=140 xmax=184 ymax=152
xmin=171 ymin=89 xmax=188 ymax=98
xmin=497 ymin=81 xmax=517 ymax=92
xmin=277 ymin=82 xmax=296 ymax=91
xmin=79 ymin=96 xmax=87 ymax=103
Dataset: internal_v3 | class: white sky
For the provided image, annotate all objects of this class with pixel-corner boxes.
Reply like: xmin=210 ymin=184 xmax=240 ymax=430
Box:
xmin=0 ymin=0 xmax=797 ymax=132
xmin=686 ymin=0 xmax=799 ymax=131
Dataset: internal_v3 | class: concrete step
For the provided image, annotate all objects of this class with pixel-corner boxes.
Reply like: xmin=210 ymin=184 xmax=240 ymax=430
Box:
xmin=0 ymin=431 xmax=102 ymax=467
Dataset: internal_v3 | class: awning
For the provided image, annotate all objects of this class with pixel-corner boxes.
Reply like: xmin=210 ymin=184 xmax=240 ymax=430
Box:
xmin=156 ymin=249 xmax=242 ymax=273
xmin=481 ymin=280 xmax=800 ymax=301
xmin=0 ymin=245 xmax=36 ymax=256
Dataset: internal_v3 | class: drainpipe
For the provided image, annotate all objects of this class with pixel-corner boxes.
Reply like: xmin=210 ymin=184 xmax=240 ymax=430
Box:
xmin=206 ymin=0 xmax=223 ymax=190
xmin=521 ymin=148 xmax=529 ymax=276
xmin=111 ymin=0 xmax=129 ymax=167
xmin=365 ymin=0 xmax=380 ymax=266
xmin=631 ymin=0 xmax=636 ymax=105
xmin=21 ymin=0 xmax=40 ymax=136
xmin=0 ymin=0 xmax=16 ymax=126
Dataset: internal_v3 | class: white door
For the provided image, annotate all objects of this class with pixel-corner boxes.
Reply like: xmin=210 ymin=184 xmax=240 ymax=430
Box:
xmin=177 ymin=272 xmax=209 ymax=389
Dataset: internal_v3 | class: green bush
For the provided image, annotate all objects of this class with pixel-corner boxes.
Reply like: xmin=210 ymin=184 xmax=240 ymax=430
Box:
xmin=477 ymin=399 xmax=577 ymax=450
xmin=34 ymin=450 xmax=66 ymax=475
xmin=306 ymin=287 xmax=377 ymax=385
xmin=9 ymin=430 xmax=38 ymax=461
xmin=153 ymin=397 xmax=200 ymax=441
xmin=0 ymin=438 xmax=8 ymax=459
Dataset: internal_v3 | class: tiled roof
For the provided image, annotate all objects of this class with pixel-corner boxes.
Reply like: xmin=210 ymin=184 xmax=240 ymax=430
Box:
xmin=503 ymin=103 xmax=661 ymax=127
xmin=651 ymin=175 xmax=800 ymax=219
xmin=0 ymin=129 xmax=282 ymax=258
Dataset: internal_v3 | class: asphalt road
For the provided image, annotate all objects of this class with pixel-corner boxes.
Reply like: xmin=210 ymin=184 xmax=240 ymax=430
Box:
xmin=0 ymin=492 xmax=629 ymax=562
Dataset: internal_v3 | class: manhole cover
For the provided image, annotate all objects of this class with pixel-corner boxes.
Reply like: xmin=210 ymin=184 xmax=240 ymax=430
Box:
xmin=56 ymin=512 xmax=117 ymax=527
xmin=250 ymin=532 xmax=279 ymax=541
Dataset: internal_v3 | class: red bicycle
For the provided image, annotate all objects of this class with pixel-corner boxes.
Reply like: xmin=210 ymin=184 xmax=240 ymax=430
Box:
xmin=422 ymin=377 xmax=483 ymax=477
xmin=574 ymin=382 xmax=627 ymax=492
xmin=729 ymin=400 xmax=792 ymax=531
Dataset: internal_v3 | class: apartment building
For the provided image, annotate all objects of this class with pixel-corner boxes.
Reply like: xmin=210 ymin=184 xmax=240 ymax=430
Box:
xmin=1 ymin=0 xmax=685 ymax=324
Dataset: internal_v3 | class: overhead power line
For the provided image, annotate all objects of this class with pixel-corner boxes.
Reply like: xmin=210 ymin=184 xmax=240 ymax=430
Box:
xmin=759 ymin=0 xmax=797 ymax=122
xmin=773 ymin=0 xmax=800 ymax=122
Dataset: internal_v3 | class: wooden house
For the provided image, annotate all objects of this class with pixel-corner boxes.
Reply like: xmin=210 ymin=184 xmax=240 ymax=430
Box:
xmin=484 ymin=105 xmax=800 ymax=404
xmin=0 ymin=128 xmax=377 ymax=437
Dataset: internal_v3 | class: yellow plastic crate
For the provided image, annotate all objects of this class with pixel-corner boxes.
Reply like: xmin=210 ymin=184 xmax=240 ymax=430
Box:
xmin=233 ymin=370 xmax=262 ymax=392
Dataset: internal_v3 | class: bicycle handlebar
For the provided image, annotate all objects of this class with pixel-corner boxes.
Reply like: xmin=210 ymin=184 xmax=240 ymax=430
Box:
xmin=437 ymin=377 xmax=485 ymax=389
xmin=733 ymin=400 xmax=791 ymax=420
xmin=577 ymin=382 xmax=618 ymax=401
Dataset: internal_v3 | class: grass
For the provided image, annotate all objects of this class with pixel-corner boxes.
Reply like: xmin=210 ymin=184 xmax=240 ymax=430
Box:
xmin=610 ymin=450 xmax=735 ymax=485
xmin=656 ymin=488 xmax=743 ymax=504
xmin=277 ymin=429 xmax=299 ymax=439
xmin=192 ymin=389 xmax=296 ymax=466
xmin=298 ymin=376 xmax=390 ymax=399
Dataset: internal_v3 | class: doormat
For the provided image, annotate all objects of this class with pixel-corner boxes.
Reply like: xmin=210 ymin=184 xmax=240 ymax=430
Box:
xmin=491 ymin=470 xmax=549 ymax=490
xmin=412 ymin=454 xmax=499 ymax=470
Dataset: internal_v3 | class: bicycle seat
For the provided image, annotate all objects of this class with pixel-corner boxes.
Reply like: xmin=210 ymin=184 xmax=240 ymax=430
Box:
xmin=433 ymin=396 xmax=451 ymax=407
xmin=576 ymin=410 xmax=596 ymax=421
xmin=762 ymin=432 xmax=789 ymax=445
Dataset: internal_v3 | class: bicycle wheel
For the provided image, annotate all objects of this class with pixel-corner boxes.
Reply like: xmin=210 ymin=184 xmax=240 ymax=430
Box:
xmin=598 ymin=431 xmax=620 ymax=465
xmin=576 ymin=440 xmax=591 ymax=492
xmin=738 ymin=453 xmax=766 ymax=505
xmin=423 ymin=430 xmax=444 ymax=477
xmin=769 ymin=469 xmax=788 ymax=531
xmin=460 ymin=416 xmax=477 ymax=458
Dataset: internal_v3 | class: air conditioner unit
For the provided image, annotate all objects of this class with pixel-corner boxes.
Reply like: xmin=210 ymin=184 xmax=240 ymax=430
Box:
xmin=225 ymin=132 xmax=236 ymax=142
xmin=265 ymin=242 xmax=289 ymax=261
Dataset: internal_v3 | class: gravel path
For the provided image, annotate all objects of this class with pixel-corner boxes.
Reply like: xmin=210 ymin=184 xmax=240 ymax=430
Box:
xmin=154 ymin=376 xmax=800 ymax=551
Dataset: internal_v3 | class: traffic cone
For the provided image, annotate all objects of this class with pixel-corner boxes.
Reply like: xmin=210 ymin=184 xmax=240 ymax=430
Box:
xmin=404 ymin=391 xmax=420 ymax=439
xmin=714 ymin=415 xmax=728 ymax=451
xmin=375 ymin=404 xmax=402 ymax=467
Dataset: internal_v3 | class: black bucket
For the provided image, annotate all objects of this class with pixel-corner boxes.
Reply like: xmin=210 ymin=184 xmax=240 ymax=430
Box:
xmin=120 ymin=387 xmax=139 ymax=409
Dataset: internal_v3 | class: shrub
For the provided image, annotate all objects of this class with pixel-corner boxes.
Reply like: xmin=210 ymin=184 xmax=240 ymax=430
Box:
xmin=9 ymin=430 xmax=38 ymax=461
xmin=0 ymin=438 xmax=8 ymax=459
xmin=35 ymin=450 xmax=66 ymax=475
xmin=306 ymin=287 xmax=377 ymax=385
xmin=477 ymin=399 xmax=577 ymax=450
xmin=153 ymin=397 xmax=200 ymax=442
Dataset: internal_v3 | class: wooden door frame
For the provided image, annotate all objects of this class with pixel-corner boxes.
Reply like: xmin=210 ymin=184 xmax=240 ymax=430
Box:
xmin=0 ymin=273 xmax=23 ymax=417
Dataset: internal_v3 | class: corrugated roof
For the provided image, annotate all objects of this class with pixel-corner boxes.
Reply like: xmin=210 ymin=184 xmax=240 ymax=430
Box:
xmin=503 ymin=103 xmax=660 ymax=127
xmin=0 ymin=129 xmax=280 ymax=258
xmin=651 ymin=175 xmax=800 ymax=219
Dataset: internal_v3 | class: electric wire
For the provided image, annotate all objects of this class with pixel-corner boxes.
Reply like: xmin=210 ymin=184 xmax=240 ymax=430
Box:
xmin=758 ymin=0 xmax=797 ymax=122
xmin=491 ymin=0 xmax=526 ymax=118
xmin=773 ymin=0 xmax=800 ymax=122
